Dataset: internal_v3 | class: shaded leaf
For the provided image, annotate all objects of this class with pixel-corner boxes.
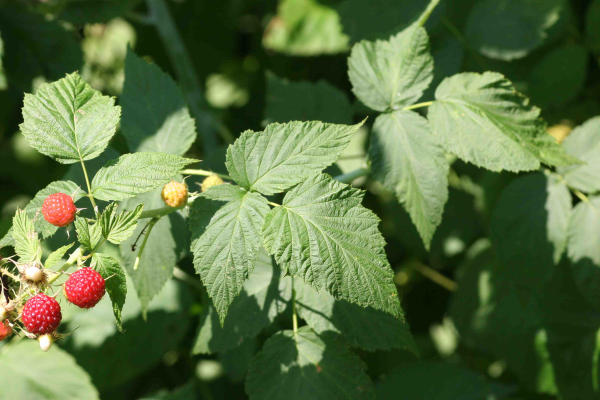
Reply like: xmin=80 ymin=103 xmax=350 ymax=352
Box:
xmin=100 ymin=203 xmax=144 ymax=245
xmin=120 ymin=48 xmax=196 ymax=155
xmin=246 ymin=326 xmax=374 ymax=400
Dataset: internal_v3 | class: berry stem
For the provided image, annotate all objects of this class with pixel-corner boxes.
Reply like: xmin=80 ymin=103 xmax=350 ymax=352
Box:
xmin=47 ymin=246 xmax=83 ymax=285
xmin=80 ymin=160 xmax=98 ymax=216
xmin=180 ymin=169 xmax=233 ymax=181
xmin=334 ymin=168 xmax=370 ymax=184
xmin=0 ymin=268 xmax=18 ymax=282
xmin=402 ymin=101 xmax=434 ymax=111
xmin=134 ymin=217 xmax=159 ymax=270
xmin=292 ymin=276 xmax=298 ymax=336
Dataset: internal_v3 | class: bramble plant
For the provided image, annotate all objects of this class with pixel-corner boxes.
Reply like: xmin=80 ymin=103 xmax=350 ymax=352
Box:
xmin=1 ymin=0 xmax=600 ymax=398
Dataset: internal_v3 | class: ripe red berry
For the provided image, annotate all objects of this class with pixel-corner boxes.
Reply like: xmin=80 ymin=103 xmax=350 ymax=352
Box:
xmin=41 ymin=193 xmax=77 ymax=227
xmin=0 ymin=320 xmax=11 ymax=341
xmin=22 ymin=293 xmax=62 ymax=335
xmin=64 ymin=268 xmax=106 ymax=309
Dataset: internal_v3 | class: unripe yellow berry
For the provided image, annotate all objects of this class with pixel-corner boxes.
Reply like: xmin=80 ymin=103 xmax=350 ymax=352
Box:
xmin=161 ymin=181 xmax=188 ymax=208
xmin=201 ymin=175 xmax=224 ymax=192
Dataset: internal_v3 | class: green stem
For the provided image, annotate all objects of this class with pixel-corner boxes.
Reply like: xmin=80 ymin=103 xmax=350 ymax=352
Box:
xmin=48 ymin=246 xmax=84 ymax=285
xmin=0 ymin=268 xmax=18 ymax=282
xmin=146 ymin=0 xmax=228 ymax=151
xmin=180 ymin=169 xmax=233 ymax=181
xmin=418 ymin=0 xmax=440 ymax=27
xmin=439 ymin=16 xmax=489 ymax=71
xmin=80 ymin=160 xmax=98 ymax=215
xmin=402 ymin=101 xmax=433 ymax=111
xmin=291 ymin=276 xmax=298 ymax=335
xmin=267 ymin=201 xmax=280 ymax=208
xmin=334 ymin=168 xmax=370 ymax=184
xmin=134 ymin=217 xmax=159 ymax=270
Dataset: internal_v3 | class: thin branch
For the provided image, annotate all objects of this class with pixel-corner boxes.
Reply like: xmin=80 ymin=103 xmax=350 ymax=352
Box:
xmin=180 ymin=169 xmax=232 ymax=180
xmin=402 ymin=101 xmax=433 ymax=111
xmin=334 ymin=168 xmax=370 ymax=184
xmin=411 ymin=262 xmax=457 ymax=292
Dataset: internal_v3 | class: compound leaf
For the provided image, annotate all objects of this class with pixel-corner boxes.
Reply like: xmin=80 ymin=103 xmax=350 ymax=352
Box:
xmin=91 ymin=253 xmax=127 ymax=331
xmin=189 ymin=184 xmax=270 ymax=323
xmin=348 ymin=23 xmax=433 ymax=112
xmin=91 ymin=153 xmax=197 ymax=201
xmin=75 ymin=217 xmax=103 ymax=251
xmin=370 ymin=111 xmax=448 ymax=249
xmin=246 ymin=326 xmax=374 ymax=400
xmin=20 ymin=72 xmax=120 ymax=164
xmin=12 ymin=209 xmax=41 ymax=264
xmin=262 ymin=173 xmax=402 ymax=318
xmin=100 ymin=203 xmax=144 ymax=245
xmin=429 ymin=72 xmax=581 ymax=172
xmin=557 ymin=117 xmax=600 ymax=194
xmin=226 ymin=120 xmax=364 ymax=196
xmin=120 ymin=48 xmax=196 ymax=155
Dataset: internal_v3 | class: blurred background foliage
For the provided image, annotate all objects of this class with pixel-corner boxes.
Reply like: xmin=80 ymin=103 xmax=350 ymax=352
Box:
xmin=0 ymin=0 xmax=600 ymax=399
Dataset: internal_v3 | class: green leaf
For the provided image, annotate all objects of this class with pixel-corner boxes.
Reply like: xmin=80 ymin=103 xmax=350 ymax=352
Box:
xmin=292 ymin=276 xmax=416 ymax=352
xmin=566 ymin=196 xmax=600 ymax=310
xmin=226 ymin=120 xmax=364 ymax=196
xmin=20 ymin=72 xmax=120 ymax=164
xmin=450 ymin=241 xmax=557 ymax=394
xmin=587 ymin=0 xmax=600 ymax=53
xmin=0 ymin=180 xmax=85 ymax=247
xmin=12 ymin=209 xmax=41 ymax=263
xmin=348 ymin=23 xmax=433 ymax=112
xmin=189 ymin=184 xmax=270 ymax=323
xmin=265 ymin=72 xmax=352 ymax=125
xmin=91 ymin=153 xmax=197 ymax=201
xmin=490 ymin=173 xmax=571 ymax=300
xmin=0 ymin=340 xmax=99 ymax=399
xmin=465 ymin=0 xmax=567 ymax=61
xmin=376 ymin=361 xmax=511 ymax=399
xmin=120 ymin=48 xmax=196 ymax=155
xmin=62 ymin=279 xmax=192 ymax=390
xmin=91 ymin=253 xmax=127 ymax=331
xmin=100 ymin=203 xmax=144 ymax=245
xmin=0 ymin=5 xmax=82 ymax=90
xmin=429 ymin=72 xmax=581 ymax=172
xmin=338 ymin=0 xmax=440 ymax=43
xmin=557 ymin=117 xmax=600 ymax=194
xmin=246 ymin=326 xmax=374 ymax=400
xmin=45 ymin=242 xmax=75 ymax=270
xmin=57 ymin=0 xmax=141 ymax=25
xmin=120 ymin=187 xmax=189 ymax=313
xmin=193 ymin=249 xmax=289 ymax=354
xmin=263 ymin=0 xmax=349 ymax=56
xmin=262 ymin=173 xmax=402 ymax=318
xmin=75 ymin=217 xmax=103 ymax=251
xmin=527 ymin=45 xmax=588 ymax=110
xmin=370 ymin=111 xmax=448 ymax=248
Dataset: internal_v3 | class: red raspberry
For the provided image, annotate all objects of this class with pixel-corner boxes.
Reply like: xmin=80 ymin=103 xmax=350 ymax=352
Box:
xmin=41 ymin=193 xmax=76 ymax=227
xmin=0 ymin=320 xmax=11 ymax=341
xmin=64 ymin=268 xmax=106 ymax=309
xmin=22 ymin=293 xmax=62 ymax=334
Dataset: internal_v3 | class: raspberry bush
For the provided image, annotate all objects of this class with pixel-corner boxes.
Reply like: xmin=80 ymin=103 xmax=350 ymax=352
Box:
xmin=0 ymin=0 xmax=599 ymax=399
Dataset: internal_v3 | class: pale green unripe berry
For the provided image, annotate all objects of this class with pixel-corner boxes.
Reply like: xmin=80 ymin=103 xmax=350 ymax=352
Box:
xmin=38 ymin=334 xmax=54 ymax=352
xmin=25 ymin=266 xmax=43 ymax=282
